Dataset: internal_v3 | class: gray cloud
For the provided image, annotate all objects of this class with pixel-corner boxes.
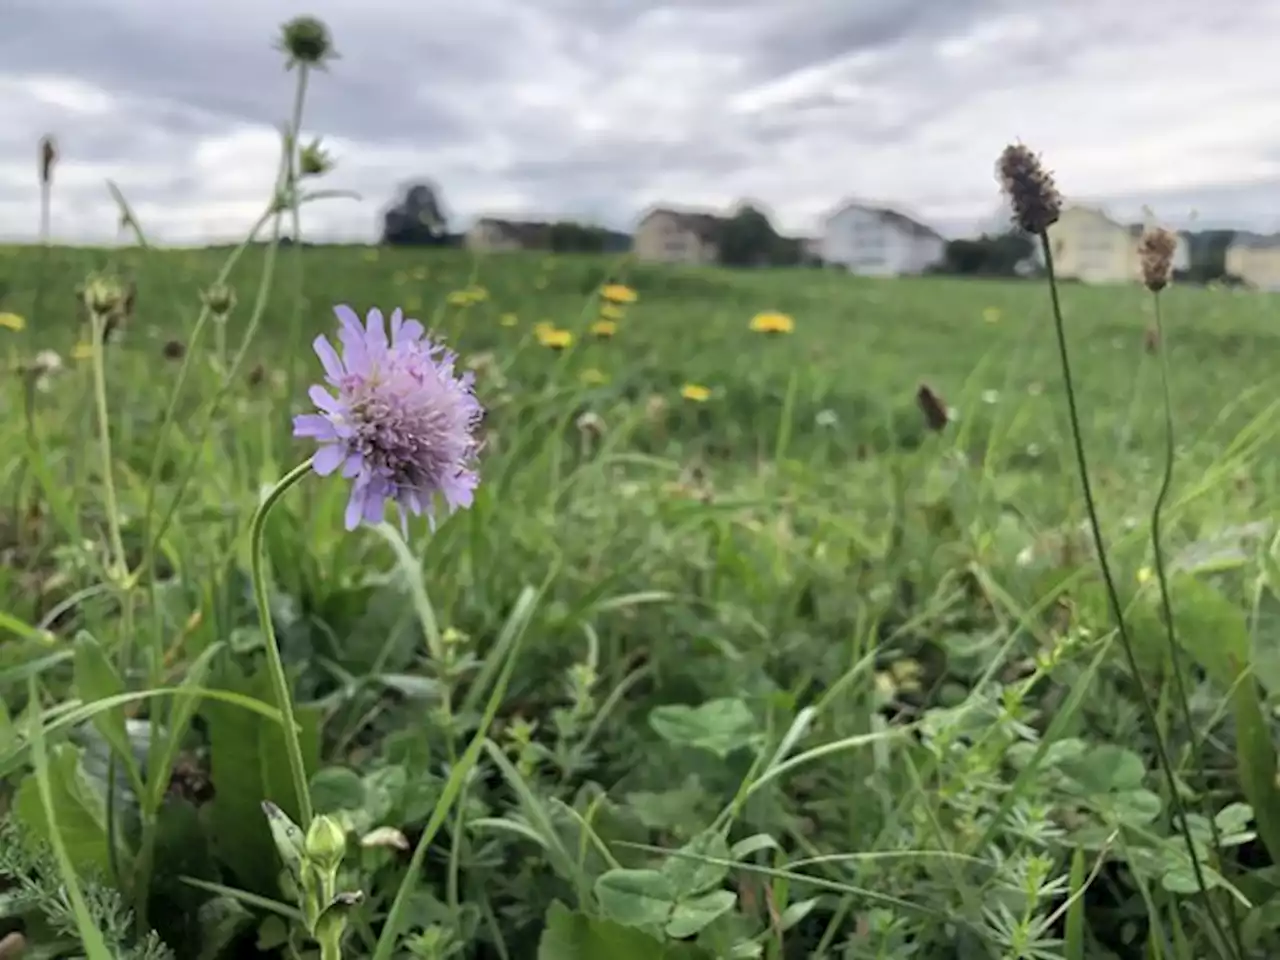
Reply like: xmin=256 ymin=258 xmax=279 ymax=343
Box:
xmin=1 ymin=0 xmax=1277 ymax=243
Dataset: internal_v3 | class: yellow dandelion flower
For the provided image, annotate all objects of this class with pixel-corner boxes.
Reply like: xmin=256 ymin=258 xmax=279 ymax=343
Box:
xmin=447 ymin=290 xmax=475 ymax=307
xmin=599 ymin=303 xmax=624 ymax=321
xmin=0 ymin=312 xmax=26 ymax=331
xmin=749 ymin=311 xmax=794 ymax=335
xmin=72 ymin=342 xmax=94 ymax=360
xmin=983 ymin=307 xmax=1001 ymax=324
xmin=467 ymin=285 xmax=489 ymax=302
xmin=590 ymin=319 xmax=617 ymax=339
xmin=601 ymin=283 xmax=637 ymax=304
xmin=580 ymin=367 xmax=609 ymax=385
xmin=1137 ymin=566 xmax=1153 ymax=585
xmin=536 ymin=326 xmax=573 ymax=350
xmin=681 ymin=383 xmax=711 ymax=402
xmin=500 ymin=312 xmax=518 ymax=327
xmin=534 ymin=320 xmax=556 ymax=337
xmin=412 ymin=267 xmax=428 ymax=281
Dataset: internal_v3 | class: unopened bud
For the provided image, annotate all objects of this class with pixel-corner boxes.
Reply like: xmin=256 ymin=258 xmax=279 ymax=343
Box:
xmin=201 ymin=282 xmax=237 ymax=318
xmin=299 ymin=138 xmax=333 ymax=177
xmin=278 ymin=16 xmax=337 ymax=69
xmin=303 ymin=814 xmax=348 ymax=873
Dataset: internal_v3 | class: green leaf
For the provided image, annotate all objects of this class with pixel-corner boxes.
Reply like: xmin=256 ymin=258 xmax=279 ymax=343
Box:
xmin=661 ymin=829 xmax=730 ymax=900
xmin=206 ymin=662 xmax=321 ymax=895
xmin=665 ymin=889 xmax=737 ymax=939
xmin=538 ymin=901 xmax=714 ymax=960
xmin=14 ymin=742 xmax=113 ymax=876
xmin=73 ymin=631 xmax=143 ymax=796
xmin=649 ymin=699 xmax=757 ymax=759
xmin=1059 ymin=744 xmax=1145 ymax=794
xmin=310 ymin=766 xmax=366 ymax=814
xmin=595 ymin=869 xmax=677 ymax=929
xmin=195 ymin=896 xmax=254 ymax=960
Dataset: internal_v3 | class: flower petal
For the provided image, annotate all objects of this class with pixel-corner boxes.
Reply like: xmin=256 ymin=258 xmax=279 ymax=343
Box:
xmin=313 ymin=443 xmax=346 ymax=476
xmin=308 ymin=384 xmax=342 ymax=413
xmin=293 ymin=413 xmax=337 ymax=439
xmin=364 ymin=307 xmax=388 ymax=361
xmin=312 ymin=334 xmax=344 ymax=382
xmin=344 ymin=483 xmax=367 ymax=530
xmin=341 ymin=454 xmax=363 ymax=478
xmin=335 ymin=305 xmax=370 ymax=375
xmin=398 ymin=319 xmax=424 ymax=342
xmin=388 ymin=308 xmax=404 ymax=342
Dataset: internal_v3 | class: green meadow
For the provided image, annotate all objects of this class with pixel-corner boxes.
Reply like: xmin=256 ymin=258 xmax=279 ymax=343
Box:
xmin=5 ymin=15 xmax=1280 ymax=960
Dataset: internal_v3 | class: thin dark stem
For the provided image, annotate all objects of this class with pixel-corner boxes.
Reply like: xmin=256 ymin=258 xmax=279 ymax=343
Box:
xmin=1039 ymin=234 xmax=1235 ymax=958
xmin=1149 ymin=292 xmax=1245 ymax=959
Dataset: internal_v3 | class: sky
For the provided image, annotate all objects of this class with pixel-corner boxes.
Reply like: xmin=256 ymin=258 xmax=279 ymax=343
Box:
xmin=5 ymin=0 xmax=1280 ymax=245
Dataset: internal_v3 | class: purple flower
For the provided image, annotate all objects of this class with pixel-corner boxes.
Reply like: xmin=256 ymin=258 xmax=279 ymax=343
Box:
xmin=293 ymin=304 xmax=483 ymax=530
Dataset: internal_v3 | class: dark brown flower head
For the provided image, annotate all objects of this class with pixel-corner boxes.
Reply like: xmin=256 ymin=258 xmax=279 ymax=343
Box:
xmin=162 ymin=339 xmax=186 ymax=361
xmin=1138 ymin=226 xmax=1178 ymax=292
xmin=996 ymin=143 xmax=1062 ymax=234
xmin=247 ymin=363 xmax=267 ymax=389
xmin=38 ymin=135 xmax=57 ymax=186
xmin=916 ymin=383 xmax=950 ymax=432
xmin=200 ymin=282 xmax=237 ymax=318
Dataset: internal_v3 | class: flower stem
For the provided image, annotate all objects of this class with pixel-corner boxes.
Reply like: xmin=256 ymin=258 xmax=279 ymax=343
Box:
xmin=1039 ymin=235 xmax=1235 ymax=956
xmin=1149 ymin=292 xmax=1244 ymax=958
xmin=249 ymin=458 xmax=316 ymax=827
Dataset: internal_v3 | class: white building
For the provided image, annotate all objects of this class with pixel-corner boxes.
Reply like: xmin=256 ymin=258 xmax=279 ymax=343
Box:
xmin=820 ymin=200 xmax=947 ymax=276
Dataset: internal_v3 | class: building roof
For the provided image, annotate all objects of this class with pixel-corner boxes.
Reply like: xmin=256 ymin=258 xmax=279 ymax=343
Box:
xmin=1228 ymin=230 xmax=1280 ymax=250
xmin=473 ymin=217 xmax=553 ymax=245
xmin=638 ymin=206 xmax=726 ymax=242
xmin=824 ymin=200 xmax=944 ymax=241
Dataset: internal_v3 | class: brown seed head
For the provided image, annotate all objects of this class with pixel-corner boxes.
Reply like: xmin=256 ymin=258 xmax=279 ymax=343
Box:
xmin=916 ymin=384 xmax=950 ymax=432
xmin=38 ymin=135 xmax=57 ymax=186
xmin=1138 ymin=226 xmax=1178 ymax=292
xmin=996 ymin=143 xmax=1062 ymax=234
xmin=162 ymin=339 xmax=186 ymax=361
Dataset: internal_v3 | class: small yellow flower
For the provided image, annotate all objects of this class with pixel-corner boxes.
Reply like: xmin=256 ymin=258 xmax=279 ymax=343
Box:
xmin=412 ymin=267 xmax=428 ymax=281
xmin=590 ymin=319 xmax=617 ymax=339
xmin=681 ymin=383 xmax=711 ymax=402
xmin=0 ymin=312 xmax=26 ymax=331
xmin=601 ymin=283 xmax=637 ymax=304
xmin=536 ymin=326 xmax=574 ymax=350
xmin=1137 ymin=566 xmax=1153 ymax=585
xmin=72 ymin=342 xmax=94 ymax=360
xmin=749 ymin=311 xmax=794 ymax=335
xmin=534 ymin=320 xmax=556 ymax=337
xmin=467 ymin=285 xmax=489 ymax=302
xmin=599 ymin=303 xmax=624 ymax=321
xmin=983 ymin=307 xmax=1001 ymax=324
xmin=580 ymin=367 xmax=609 ymax=385
xmin=500 ymin=312 xmax=519 ymax=327
xmin=447 ymin=290 xmax=475 ymax=307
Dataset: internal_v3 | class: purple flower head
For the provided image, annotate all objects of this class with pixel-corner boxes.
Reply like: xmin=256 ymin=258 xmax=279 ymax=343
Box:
xmin=293 ymin=304 xmax=483 ymax=531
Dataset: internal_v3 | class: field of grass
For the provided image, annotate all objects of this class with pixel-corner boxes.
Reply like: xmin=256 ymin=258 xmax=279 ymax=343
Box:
xmin=2 ymin=235 xmax=1280 ymax=959
xmin=6 ymin=21 xmax=1280 ymax=960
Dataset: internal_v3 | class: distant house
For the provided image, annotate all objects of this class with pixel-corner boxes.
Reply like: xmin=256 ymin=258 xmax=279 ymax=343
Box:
xmin=633 ymin=207 xmax=725 ymax=265
xmin=465 ymin=218 xmax=552 ymax=252
xmin=819 ymin=201 xmax=946 ymax=276
xmin=1224 ymin=232 xmax=1280 ymax=290
xmin=1039 ymin=206 xmax=1191 ymax=283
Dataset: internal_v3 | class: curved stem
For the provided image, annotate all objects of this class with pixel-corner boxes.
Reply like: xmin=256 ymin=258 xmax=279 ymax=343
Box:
xmin=250 ymin=458 xmax=316 ymax=826
xmin=1149 ymin=293 xmax=1244 ymax=957
xmin=1040 ymin=235 xmax=1234 ymax=957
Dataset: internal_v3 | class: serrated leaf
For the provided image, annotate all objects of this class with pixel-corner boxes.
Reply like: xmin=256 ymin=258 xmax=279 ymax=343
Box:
xmin=665 ymin=889 xmax=737 ymax=939
xmin=595 ymin=868 xmax=676 ymax=929
xmin=649 ymin=699 xmax=757 ymax=759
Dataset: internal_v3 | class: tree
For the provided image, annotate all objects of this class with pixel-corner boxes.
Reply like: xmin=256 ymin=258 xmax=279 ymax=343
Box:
xmin=717 ymin=204 xmax=800 ymax=268
xmin=938 ymin=230 xmax=1034 ymax=276
xmin=382 ymin=181 xmax=451 ymax=246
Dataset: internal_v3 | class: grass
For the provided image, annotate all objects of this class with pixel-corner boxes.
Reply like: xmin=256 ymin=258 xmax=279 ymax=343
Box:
xmin=5 ymin=25 xmax=1280 ymax=960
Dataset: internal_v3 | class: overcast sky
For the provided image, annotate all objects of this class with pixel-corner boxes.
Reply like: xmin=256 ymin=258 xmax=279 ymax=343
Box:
xmin=5 ymin=0 xmax=1280 ymax=244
